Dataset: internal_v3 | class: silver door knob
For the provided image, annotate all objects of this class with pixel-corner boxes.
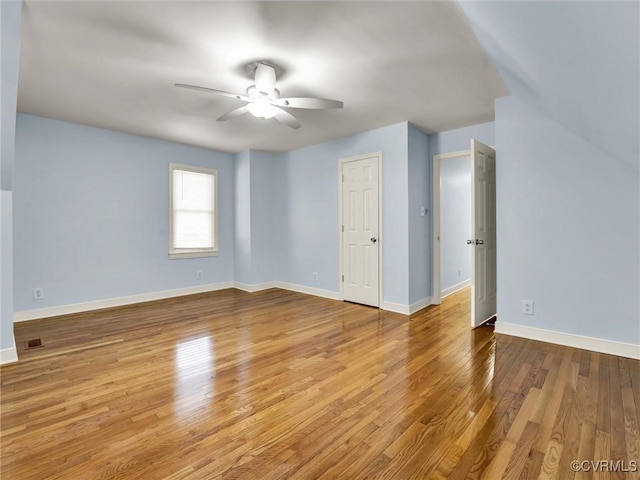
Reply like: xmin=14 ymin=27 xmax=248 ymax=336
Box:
xmin=371 ymin=237 xmax=377 ymax=243
xmin=467 ymin=239 xmax=474 ymax=244
xmin=475 ymin=239 xmax=484 ymax=245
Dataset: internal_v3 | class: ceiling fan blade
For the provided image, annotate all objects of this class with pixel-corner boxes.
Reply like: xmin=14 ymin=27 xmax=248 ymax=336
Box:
xmin=254 ymin=63 xmax=276 ymax=94
xmin=275 ymin=97 xmax=343 ymax=110
xmin=217 ymin=105 xmax=249 ymax=122
xmin=274 ymin=108 xmax=302 ymax=129
xmin=175 ymin=83 xmax=250 ymax=102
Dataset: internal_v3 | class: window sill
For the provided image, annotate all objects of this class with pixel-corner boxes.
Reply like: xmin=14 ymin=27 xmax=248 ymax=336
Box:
xmin=169 ymin=250 xmax=219 ymax=260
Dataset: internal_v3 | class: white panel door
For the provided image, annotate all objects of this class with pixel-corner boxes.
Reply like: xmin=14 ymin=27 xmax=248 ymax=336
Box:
xmin=342 ymin=155 xmax=379 ymax=307
xmin=471 ymin=139 xmax=497 ymax=328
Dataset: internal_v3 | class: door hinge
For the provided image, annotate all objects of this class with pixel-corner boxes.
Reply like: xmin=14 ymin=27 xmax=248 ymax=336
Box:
xmin=342 ymin=275 xmax=344 ymax=282
xmin=341 ymin=175 xmax=344 ymax=182
xmin=341 ymin=225 xmax=344 ymax=232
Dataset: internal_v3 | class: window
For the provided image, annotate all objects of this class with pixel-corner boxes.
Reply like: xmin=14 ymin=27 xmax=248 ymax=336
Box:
xmin=169 ymin=163 xmax=218 ymax=259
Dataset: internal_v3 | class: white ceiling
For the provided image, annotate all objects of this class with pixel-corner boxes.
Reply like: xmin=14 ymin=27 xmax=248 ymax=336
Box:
xmin=17 ymin=1 xmax=508 ymax=154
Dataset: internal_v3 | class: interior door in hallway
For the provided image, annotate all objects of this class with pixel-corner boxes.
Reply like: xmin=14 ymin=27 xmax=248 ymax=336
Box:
xmin=341 ymin=154 xmax=380 ymax=307
xmin=471 ymin=139 xmax=497 ymax=328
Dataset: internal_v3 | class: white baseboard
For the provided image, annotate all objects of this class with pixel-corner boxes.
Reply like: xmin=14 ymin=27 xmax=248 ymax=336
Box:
xmin=14 ymin=280 xmax=342 ymax=323
xmin=381 ymin=297 xmax=434 ymax=315
xmin=495 ymin=322 xmax=640 ymax=360
xmin=12 ymin=278 xmax=424 ymax=324
xmin=1 ymin=341 xmax=18 ymax=365
xmin=13 ymin=281 xmax=235 ymax=322
xmin=409 ymin=296 xmax=433 ymax=314
xmin=235 ymin=281 xmax=430 ymax=315
xmin=381 ymin=301 xmax=410 ymax=315
xmin=273 ymin=282 xmax=341 ymax=301
xmin=233 ymin=281 xmax=277 ymax=293
xmin=442 ymin=279 xmax=471 ymax=298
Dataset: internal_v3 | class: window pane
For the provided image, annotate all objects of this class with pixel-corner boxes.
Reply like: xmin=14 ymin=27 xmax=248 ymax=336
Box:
xmin=174 ymin=211 xmax=213 ymax=249
xmin=173 ymin=170 xmax=214 ymax=212
xmin=171 ymin=166 xmax=216 ymax=252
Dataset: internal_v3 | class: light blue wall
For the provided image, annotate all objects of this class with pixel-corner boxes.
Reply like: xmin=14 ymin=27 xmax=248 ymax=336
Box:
xmin=278 ymin=122 xmax=410 ymax=304
xmin=440 ymin=156 xmax=471 ymax=292
xmin=249 ymin=150 xmax=279 ymax=285
xmin=11 ymin=111 xmax=497 ymax=318
xmin=12 ymin=116 xmax=416 ymax=312
xmin=1 ymin=0 xmax=22 ymax=353
xmin=495 ymin=96 xmax=639 ymax=345
xmin=233 ymin=150 xmax=252 ymax=284
xmin=233 ymin=149 xmax=279 ymax=285
xmin=277 ymin=144 xmax=336 ymax=291
xmin=407 ymin=125 xmax=431 ymax=304
xmin=1 ymin=0 xmax=21 ymax=192
xmin=1 ymin=192 xmax=14 ymax=351
xmin=13 ymin=114 xmax=235 ymax=312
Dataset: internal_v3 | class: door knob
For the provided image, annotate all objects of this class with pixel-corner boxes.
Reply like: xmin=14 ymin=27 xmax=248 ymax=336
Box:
xmin=475 ymin=239 xmax=484 ymax=245
xmin=466 ymin=239 xmax=474 ymax=245
xmin=467 ymin=239 xmax=484 ymax=245
xmin=371 ymin=237 xmax=377 ymax=243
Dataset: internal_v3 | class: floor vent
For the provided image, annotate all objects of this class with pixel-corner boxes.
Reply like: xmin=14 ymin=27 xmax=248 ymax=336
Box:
xmin=25 ymin=338 xmax=44 ymax=349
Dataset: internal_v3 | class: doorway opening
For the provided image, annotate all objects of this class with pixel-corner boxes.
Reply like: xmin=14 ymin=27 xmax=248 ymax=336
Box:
xmin=433 ymin=140 xmax=496 ymax=328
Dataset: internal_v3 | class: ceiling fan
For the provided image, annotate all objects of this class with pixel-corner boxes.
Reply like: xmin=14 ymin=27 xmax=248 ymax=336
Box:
xmin=175 ymin=63 xmax=344 ymax=129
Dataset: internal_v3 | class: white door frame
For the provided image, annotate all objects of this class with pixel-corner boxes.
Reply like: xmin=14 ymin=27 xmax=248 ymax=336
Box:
xmin=432 ymin=149 xmax=471 ymax=305
xmin=339 ymin=152 xmax=383 ymax=305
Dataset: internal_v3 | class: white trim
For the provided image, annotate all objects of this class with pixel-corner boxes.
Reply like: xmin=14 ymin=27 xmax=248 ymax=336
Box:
xmin=432 ymin=149 xmax=471 ymax=306
xmin=169 ymin=250 xmax=218 ymax=259
xmin=235 ymin=281 xmax=341 ymax=301
xmin=274 ymin=282 xmax=341 ymax=301
xmin=381 ymin=301 xmax=410 ymax=315
xmin=13 ymin=281 xmax=234 ymax=322
xmin=381 ymin=297 xmax=433 ymax=316
xmin=495 ymin=322 xmax=640 ymax=360
xmin=338 ymin=152 xmax=383 ymax=307
xmin=0 ymin=341 xmax=18 ymax=365
xmin=233 ymin=281 xmax=277 ymax=293
xmin=442 ymin=279 xmax=471 ymax=298
xmin=12 ymin=280 xmax=346 ymax=323
xmin=434 ymin=149 xmax=472 ymax=161
xmin=409 ymin=296 xmax=433 ymax=315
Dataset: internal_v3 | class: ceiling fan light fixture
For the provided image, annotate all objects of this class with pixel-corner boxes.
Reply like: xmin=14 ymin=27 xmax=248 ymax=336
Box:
xmin=247 ymin=98 xmax=279 ymax=119
xmin=176 ymin=62 xmax=341 ymax=129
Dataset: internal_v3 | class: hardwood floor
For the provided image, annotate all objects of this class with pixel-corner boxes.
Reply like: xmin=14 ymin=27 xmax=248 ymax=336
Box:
xmin=1 ymin=287 xmax=639 ymax=479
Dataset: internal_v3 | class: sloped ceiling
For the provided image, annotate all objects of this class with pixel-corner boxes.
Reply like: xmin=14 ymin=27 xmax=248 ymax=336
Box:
xmin=458 ymin=1 xmax=640 ymax=170
xmin=17 ymin=1 xmax=508 ymax=153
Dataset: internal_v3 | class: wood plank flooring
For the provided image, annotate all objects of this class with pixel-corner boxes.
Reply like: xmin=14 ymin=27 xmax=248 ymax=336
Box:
xmin=1 ymin=287 xmax=639 ymax=479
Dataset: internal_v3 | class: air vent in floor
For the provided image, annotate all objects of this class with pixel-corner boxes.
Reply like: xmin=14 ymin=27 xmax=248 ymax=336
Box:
xmin=25 ymin=338 xmax=44 ymax=349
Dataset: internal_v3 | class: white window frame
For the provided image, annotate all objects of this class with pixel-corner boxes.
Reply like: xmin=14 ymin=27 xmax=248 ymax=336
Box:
xmin=169 ymin=163 xmax=219 ymax=259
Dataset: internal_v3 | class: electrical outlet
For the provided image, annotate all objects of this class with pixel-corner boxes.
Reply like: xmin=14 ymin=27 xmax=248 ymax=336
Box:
xmin=521 ymin=300 xmax=534 ymax=315
xmin=196 ymin=270 xmax=203 ymax=279
xmin=312 ymin=272 xmax=318 ymax=281
xmin=33 ymin=287 xmax=44 ymax=300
